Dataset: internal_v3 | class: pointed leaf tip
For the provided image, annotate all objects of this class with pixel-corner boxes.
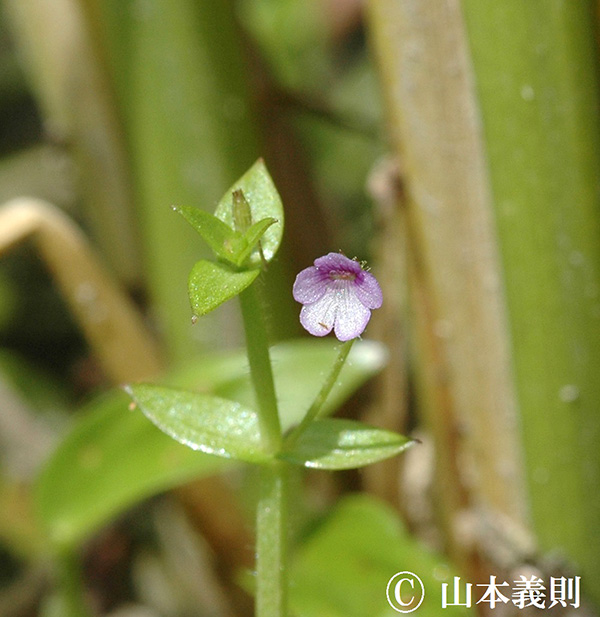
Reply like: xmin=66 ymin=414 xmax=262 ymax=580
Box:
xmin=175 ymin=206 xmax=245 ymax=262
xmin=214 ymin=160 xmax=283 ymax=264
xmin=280 ymin=419 xmax=414 ymax=470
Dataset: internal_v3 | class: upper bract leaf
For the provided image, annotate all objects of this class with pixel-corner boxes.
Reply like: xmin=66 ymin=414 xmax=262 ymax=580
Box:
xmin=125 ymin=384 xmax=271 ymax=464
xmin=174 ymin=206 xmax=245 ymax=263
xmin=233 ymin=217 xmax=277 ymax=266
xmin=280 ymin=419 xmax=414 ymax=470
xmin=214 ymin=159 xmax=283 ymax=264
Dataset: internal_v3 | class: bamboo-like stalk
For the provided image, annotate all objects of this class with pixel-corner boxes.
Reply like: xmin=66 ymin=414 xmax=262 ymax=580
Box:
xmin=367 ymin=0 xmax=530 ymax=572
xmin=84 ymin=0 xmax=262 ymax=364
xmin=462 ymin=0 xmax=600 ymax=604
xmin=0 ymin=198 xmax=162 ymax=383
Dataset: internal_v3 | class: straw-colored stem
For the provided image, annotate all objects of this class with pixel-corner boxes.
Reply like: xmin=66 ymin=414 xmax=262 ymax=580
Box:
xmin=0 ymin=198 xmax=162 ymax=383
xmin=368 ymin=0 xmax=529 ymax=572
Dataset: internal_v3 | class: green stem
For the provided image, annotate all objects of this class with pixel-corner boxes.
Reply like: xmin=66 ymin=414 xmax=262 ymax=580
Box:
xmin=256 ymin=462 xmax=289 ymax=617
xmin=286 ymin=339 xmax=354 ymax=445
xmin=238 ymin=281 xmax=282 ymax=453
xmin=238 ymin=280 xmax=288 ymax=616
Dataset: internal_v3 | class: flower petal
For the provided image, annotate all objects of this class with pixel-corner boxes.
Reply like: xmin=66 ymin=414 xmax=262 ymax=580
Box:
xmin=299 ymin=293 xmax=337 ymax=337
xmin=355 ymin=271 xmax=383 ymax=309
xmin=293 ymin=266 xmax=329 ymax=304
xmin=313 ymin=252 xmax=362 ymax=274
xmin=333 ymin=286 xmax=371 ymax=341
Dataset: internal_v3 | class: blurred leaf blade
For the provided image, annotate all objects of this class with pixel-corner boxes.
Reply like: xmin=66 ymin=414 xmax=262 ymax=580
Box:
xmin=2 ymin=0 xmax=141 ymax=281
xmin=88 ymin=0 xmax=262 ymax=362
xmin=35 ymin=390 xmax=231 ymax=550
xmin=290 ymin=495 xmax=473 ymax=617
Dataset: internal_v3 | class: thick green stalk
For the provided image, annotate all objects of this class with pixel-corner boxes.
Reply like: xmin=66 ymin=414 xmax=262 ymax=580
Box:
xmin=462 ymin=1 xmax=600 ymax=604
xmin=256 ymin=462 xmax=289 ymax=617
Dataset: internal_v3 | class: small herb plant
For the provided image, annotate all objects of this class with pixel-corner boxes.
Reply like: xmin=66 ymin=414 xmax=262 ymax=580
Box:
xmin=125 ymin=159 xmax=413 ymax=617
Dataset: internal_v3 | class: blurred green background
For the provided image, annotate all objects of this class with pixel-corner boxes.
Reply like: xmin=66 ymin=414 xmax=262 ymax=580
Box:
xmin=0 ymin=0 xmax=599 ymax=615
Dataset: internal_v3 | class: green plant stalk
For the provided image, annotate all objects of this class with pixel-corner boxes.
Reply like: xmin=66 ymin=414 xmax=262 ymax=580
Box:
xmin=256 ymin=462 xmax=289 ymax=617
xmin=239 ymin=282 xmax=282 ymax=453
xmin=462 ymin=0 xmax=600 ymax=603
xmin=238 ymin=280 xmax=288 ymax=616
xmin=286 ymin=339 xmax=354 ymax=443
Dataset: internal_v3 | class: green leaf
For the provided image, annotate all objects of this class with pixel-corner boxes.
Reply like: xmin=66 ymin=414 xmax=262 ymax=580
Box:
xmin=214 ymin=159 xmax=283 ymax=264
xmin=174 ymin=206 xmax=244 ymax=262
xmin=188 ymin=260 xmax=260 ymax=316
xmin=234 ymin=217 xmax=277 ymax=266
xmin=290 ymin=495 xmax=474 ymax=617
xmin=280 ymin=419 xmax=414 ymax=470
xmin=175 ymin=206 xmax=278 ymax=269
xmin=125 ymin=384 xmax=270 ymax=464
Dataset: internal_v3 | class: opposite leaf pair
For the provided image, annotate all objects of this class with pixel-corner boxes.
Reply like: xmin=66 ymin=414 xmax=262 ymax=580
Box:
xmin=125 ymin=382 xmax=413 ymax=470
xmin=175 ymin=159 xmax=284 ymax=317
xmin=176 ymin=202 xmax=276 ymax=269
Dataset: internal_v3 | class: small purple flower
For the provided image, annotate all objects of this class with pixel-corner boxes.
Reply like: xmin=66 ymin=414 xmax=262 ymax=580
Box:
xmin=293 ymin=252 xmax=383 ymax=341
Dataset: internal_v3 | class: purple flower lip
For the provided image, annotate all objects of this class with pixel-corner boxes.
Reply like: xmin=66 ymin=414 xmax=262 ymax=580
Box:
xmin=292 ymin=252 xmax=383 ymax=341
